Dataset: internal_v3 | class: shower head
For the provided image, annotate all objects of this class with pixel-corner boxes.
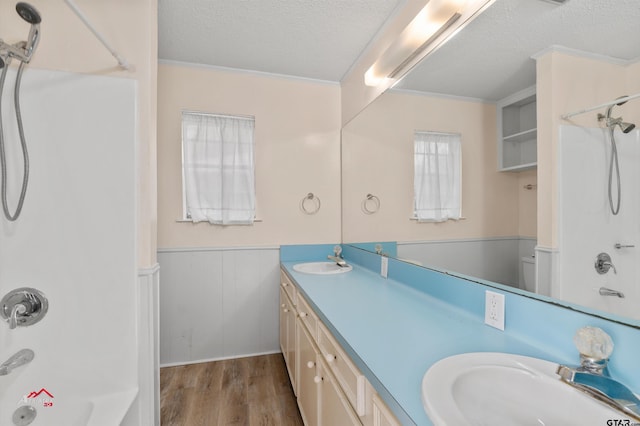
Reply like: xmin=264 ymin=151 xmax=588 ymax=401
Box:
xmin=620 ymin=122 xmax=636 ymax=134
xmin=15 ymin=3 xmax=41 ymax=61
xmin=16 ymin=2 xmax=41 ymax=24
xmin=604 ymin=96 xmax=630 ymax=119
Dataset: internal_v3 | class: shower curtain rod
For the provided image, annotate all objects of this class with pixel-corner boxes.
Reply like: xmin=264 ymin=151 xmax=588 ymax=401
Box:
xmin=561 ymin=92 xmax=640 ymax=120
xmin=64 ymin=0 xmax=132 ymax=71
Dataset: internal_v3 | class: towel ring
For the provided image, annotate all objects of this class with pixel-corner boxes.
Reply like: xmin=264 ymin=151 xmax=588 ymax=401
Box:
xmin=301 ymin=193 xmax=321 ymax=215
xmin=362 ymin=193 xmax=380 ymax=215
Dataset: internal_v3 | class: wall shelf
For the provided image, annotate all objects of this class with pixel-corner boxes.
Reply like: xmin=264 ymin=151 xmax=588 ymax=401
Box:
xmin=497 ymin=86 xmax=537 ymax=172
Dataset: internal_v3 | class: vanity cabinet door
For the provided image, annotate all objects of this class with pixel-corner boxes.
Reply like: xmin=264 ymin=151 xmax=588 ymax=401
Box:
xmin=280 ymin=288 xmax=297 ymax=393
xmin=297 ymin=318 xmax=320 ymax=426
xmin=318 ymin=361 xmax=361 ymax=426
xmin=373 ymin=394 xmax=401 ymax=426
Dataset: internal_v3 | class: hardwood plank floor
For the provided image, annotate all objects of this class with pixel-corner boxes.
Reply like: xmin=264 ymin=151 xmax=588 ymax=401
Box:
xmin=161 ymin=353 xmax=303 ymax=426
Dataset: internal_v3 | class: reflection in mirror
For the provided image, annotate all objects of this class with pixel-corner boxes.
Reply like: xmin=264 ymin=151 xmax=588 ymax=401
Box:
xmin=341 ymin=0 xmax=640 ymax=326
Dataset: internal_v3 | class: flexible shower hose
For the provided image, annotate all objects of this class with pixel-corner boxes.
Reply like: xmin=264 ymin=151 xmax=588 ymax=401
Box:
xmin=0 ymin=60 xmax=30 ymax=221
xmin=607 ymin=126 xmax=621 ymax=216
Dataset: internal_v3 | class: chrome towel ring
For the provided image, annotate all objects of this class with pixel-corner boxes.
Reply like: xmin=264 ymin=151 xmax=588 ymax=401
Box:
xmin=362 ymin=193 xmax=380 ymax=214
xmin=301 ymin=192 xmax=321 ymax=215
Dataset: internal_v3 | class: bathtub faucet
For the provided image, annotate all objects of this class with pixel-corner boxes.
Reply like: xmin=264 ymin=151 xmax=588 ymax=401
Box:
xmin=0 ymin=348 xmax=34 ymax=376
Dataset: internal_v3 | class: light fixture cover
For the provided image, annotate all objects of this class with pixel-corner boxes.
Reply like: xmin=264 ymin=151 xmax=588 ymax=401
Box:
xmin=365 ymin=0 xmax=467 ymax=87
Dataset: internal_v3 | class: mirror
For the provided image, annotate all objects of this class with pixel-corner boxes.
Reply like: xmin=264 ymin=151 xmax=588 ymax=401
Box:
xmin=342 ymin=0 xmax=640 ymax=326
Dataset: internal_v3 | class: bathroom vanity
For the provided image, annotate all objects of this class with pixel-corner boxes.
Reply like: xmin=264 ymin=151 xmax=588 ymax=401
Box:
xmin=280 ymin=244 xmax=640 ymax=426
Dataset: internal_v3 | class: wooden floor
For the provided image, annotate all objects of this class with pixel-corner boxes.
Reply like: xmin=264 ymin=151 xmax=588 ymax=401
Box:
xmin=160 ymin=353 xmax=304 ymax=426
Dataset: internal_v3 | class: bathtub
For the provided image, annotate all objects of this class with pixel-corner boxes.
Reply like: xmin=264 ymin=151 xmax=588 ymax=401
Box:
xmin=0 ymin=349 xmax=137 ymax=426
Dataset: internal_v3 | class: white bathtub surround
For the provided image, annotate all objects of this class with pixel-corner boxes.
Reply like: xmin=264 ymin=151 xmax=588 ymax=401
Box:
xmin=0 ymin=68 xmax=139 ymax=424
xmin=122 ymin=265 xmax=161 ymax=426
xmin=557 ymin=126 xmax=640 ymax=320
xmin=158 ymin=247 xmax=281 ymax=366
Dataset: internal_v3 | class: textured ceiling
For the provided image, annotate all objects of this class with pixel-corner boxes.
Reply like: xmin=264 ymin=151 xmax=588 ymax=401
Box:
xmin=158 ymin=0 xmax=403 ymax=82
xmin=158 ymin=0 xmax=640 ymax=100
xmin=396 ymin=0 xmax=640 ymax=101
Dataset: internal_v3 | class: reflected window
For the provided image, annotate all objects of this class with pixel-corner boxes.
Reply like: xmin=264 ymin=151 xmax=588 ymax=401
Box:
xmin=414 ymin=131 xmax=461 ymax=222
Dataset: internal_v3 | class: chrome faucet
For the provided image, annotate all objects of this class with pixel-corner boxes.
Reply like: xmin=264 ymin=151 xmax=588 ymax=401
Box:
xmin=557 ymin=327 xmax=640 ymax=421
xmin=595 ymin=253 xmax=617 ymax=274
xmin=327 ymin=245 xmax=347 ymax=267
xmin=0 ymin=348 xmax=34 ymax=376
xmin=599 ymin=287 xmax=625 ymax=298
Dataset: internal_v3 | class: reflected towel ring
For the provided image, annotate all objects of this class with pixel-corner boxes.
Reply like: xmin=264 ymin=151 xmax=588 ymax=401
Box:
xmin=362 ymin=194 xmax=380 ymax=214
xmin=301 ymin=193 xmax=321 ymax=215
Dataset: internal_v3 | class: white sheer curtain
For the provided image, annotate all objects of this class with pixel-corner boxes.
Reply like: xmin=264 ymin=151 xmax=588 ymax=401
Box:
xmin=414 ymin=131 xmax=462 ymax=222
xmin=182 ymin=112 xmax=255 ymax=225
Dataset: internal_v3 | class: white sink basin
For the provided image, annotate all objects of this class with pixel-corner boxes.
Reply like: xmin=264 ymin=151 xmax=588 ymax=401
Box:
xmin=422 ymin=352 xmax=631 ymax=426
xmin=292 ymin=262 xmax=352 ymax=275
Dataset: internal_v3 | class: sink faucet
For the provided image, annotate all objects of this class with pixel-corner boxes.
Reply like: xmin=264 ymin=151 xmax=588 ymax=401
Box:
xmin=0 ymin=348 xmax=34 ymax=376
xmin=327 ymin=245 xmax=347 ymax=267
xmin=557 ymin=327 xmax=640 ymax=421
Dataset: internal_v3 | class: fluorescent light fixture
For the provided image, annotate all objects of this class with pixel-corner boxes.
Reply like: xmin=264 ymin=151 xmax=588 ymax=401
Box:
xmin=365 ymin=0 xmax=466 ymax=86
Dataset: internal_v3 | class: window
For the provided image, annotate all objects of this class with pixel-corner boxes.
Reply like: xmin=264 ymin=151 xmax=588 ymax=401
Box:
xmin=414 ymin=131 xmax=461 ymax=222
xmin=182 ymin=112 xmax=255 ymax=225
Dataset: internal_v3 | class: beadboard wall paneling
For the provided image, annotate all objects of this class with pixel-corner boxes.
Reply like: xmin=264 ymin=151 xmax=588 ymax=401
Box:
xmin=158 ymin=248 xmax=280 ymax=366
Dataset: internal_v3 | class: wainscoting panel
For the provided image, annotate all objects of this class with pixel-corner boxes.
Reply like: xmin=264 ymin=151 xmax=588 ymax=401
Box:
xmin=397 ymin=237 xmax=527 ymax=288
xmin=158 ymin=247 xmax=280 ymax=366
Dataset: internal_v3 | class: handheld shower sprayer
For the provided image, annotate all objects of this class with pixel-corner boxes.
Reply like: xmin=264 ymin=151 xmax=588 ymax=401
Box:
xmin=597 ymin=96 xmax=637 ymax=216
xmin=0 ymin=3 xmax=41 ymax=65
xmin=598 ymin=97 xmax=636 ymax=134
xmin=0 ymin=2 xmax=42 ymax=221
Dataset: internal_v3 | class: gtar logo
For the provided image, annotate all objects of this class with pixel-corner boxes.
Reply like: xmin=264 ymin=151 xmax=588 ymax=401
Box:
xmin=17 ymin=388 xmax=54 ymax=407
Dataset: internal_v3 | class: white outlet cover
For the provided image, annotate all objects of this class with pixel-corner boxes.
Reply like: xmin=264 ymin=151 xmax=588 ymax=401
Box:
xmin=381 ymin=256 xmax=388 ymax=278
xmin=485 ymin=290 xmax=505 ymax=331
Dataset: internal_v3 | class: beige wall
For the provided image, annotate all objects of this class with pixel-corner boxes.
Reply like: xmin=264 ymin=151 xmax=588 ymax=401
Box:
xmin=157 ymin=63 xmax=341 ymax=248
xmin=536 ymin=51 xmax=636 ymax=248
xmin=0 ymin=0 xmax=158 ymax=267
xmin=342 ymin=90 xmax=531 ymax=243
xmin=517 ymin=170 xmax=537 ymax=238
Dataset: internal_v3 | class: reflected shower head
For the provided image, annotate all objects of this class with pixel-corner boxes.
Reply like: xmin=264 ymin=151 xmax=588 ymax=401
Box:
xmin=598 ymin=95 xmax=636 ymax=134
xmin=620 ymin=122 xmax=636 ymax=134
xmin=604 ymin=96 xmax=630 ymax=120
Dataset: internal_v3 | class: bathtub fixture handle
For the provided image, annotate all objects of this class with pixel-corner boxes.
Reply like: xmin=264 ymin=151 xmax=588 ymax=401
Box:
xmin=594 ymin=253 xmax=616 ymax=274
xmin=9 ymin=303 xmax=27 ymax=329
xmin=614 ymin=243 xmax=635 ymax=249
xmin=599 ymin=287 xmax=625 ymax=298
xmin=1 ymin=287 xmax=48 ymax=329
xmin=0 ymin=348 xmax=34 ymax=376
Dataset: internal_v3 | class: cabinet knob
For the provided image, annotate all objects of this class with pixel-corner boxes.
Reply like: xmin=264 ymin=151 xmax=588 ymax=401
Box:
xmin=299 ymin=312 xmax=307 ymax=318
xmin=283 ymin=308 xmax=289 ymax=313
xmin=325 ymin=354 xmax=336 ymax=363
xmin=281 ymin=282 xmax=288 ymax=287
xmin=281 ymin=303 xmax=286 ymax=308
xmin=314 ymin=376 xmax=322 ymax=384
xmin=307 ymin=361 xmax=315 ymax=369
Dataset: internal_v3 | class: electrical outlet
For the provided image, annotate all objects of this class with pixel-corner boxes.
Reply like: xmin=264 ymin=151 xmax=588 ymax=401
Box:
xmin=380 ymin=256 xmax=388 ymax=278
xmin=485 ymin=290 xmax=505 ymax=330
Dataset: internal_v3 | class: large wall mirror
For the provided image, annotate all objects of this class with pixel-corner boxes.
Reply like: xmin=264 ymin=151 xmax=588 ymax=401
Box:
xmin=342 ymin=0 xmax=640 ymax=326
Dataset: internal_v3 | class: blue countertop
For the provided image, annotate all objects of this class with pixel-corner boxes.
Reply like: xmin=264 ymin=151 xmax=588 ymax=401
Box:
xmin=281 ymin=261 xmax=556 ymax=425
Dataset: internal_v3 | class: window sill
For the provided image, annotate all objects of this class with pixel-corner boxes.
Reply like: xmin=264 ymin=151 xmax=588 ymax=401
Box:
xmin=176 ymin=218 xmax=263 ymax=223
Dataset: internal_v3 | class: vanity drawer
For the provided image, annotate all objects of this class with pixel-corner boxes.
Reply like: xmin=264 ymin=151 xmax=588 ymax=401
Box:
xmin=296 ymin=293 xmax=317 ymax=339
xmin=280 ymin=270 xmax=297 ymax=306
xmin=318 ymin=322 xmax=365 ymax=416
